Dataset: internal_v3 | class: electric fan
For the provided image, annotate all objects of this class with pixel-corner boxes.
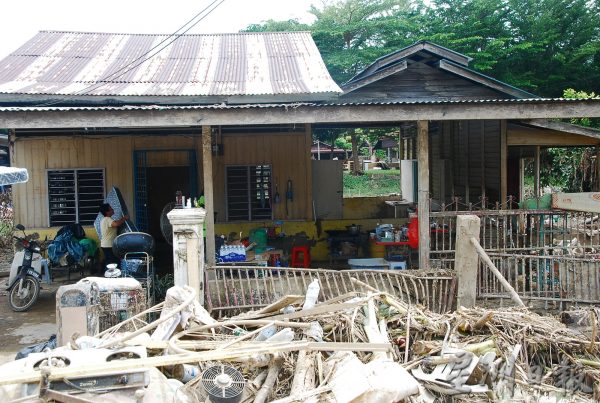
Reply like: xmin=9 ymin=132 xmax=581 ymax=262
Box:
xmin=200 ymin=364 xmax=245 ymax=403
xmin=159 ymin=202 xmax=177 ymax=245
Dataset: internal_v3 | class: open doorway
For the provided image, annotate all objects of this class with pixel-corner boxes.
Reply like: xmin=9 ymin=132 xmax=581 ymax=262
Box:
xmin=133 ymin=150 xmax=198 ymax=276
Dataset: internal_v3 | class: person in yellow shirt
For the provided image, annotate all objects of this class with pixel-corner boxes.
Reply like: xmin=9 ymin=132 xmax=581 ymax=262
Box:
xmin=99 ymin=203 xmax=129 ymax=274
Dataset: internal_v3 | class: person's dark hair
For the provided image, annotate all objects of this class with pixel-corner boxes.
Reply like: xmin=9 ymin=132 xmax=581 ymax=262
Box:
xmin=99 ymin=203 xmax=112 ymax=216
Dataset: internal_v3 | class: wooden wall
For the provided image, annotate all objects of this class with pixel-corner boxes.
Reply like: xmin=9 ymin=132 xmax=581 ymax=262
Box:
xmin=211 ymin=126 xmax=312 ymax=222
xmin=429 ymin=120 xmax=502 ymax=205
xmin=340 ymin=62 xmax=509 ymax=103
xmin=12 ymin=126 xmax=312 ymax=228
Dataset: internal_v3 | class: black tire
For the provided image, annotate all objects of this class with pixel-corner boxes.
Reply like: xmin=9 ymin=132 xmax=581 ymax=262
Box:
xmin=8 ymin=275 xmax=40 ymax=312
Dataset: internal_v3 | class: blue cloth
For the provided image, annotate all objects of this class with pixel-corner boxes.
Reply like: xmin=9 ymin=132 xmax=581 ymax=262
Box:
xmin=47 ymin=229 xmax=84 ymax=265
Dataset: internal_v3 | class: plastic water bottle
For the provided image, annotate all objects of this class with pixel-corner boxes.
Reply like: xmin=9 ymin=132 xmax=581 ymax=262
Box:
xmin=256 ymin=325 xmax=277 ymax=341
xmin=302 ymin=279 xmax=320 ymax=310
xmin=266 ymin=328 xmax=295 ymax=342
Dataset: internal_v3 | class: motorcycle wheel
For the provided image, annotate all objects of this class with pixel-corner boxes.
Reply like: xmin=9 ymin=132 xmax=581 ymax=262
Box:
xmin=8 ymin=275 xmax=40 ymax=312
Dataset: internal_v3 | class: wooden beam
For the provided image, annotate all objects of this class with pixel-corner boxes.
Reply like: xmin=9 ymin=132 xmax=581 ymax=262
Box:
xmin=518 ymin=119 xmax=600 ymax=139
xmin=508 ymin=128 xmax=600 ymax=146
xmin=438 ymin=60 xmax=534 ymax=98
xmin=202 ymin=126 xmax=216 ymax=266
xmin=342 ymin=61 xmax=407 ymax=93
xmin=3 ymin=99 xmax=600 ymax=129
xmin=500 ymin=120 xmax=507 ymax=208
xmin=417 ymin=120 xmax=430 ymax=270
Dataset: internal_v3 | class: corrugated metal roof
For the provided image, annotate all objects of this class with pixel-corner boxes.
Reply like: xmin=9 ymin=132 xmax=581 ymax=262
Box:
xmin=0 ymin=31 xmax=341 ymax=99
xmin=0 ymin=97 xmax=596 ymax=112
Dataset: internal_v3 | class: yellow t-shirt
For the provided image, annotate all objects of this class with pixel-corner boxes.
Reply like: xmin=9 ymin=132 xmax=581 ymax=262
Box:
xmin=100 ymin=216 xmax=117 ymax=248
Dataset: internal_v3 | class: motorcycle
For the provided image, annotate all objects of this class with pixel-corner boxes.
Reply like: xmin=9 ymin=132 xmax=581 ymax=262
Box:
xmin=5 ymin=224 xmax=49 ymax=311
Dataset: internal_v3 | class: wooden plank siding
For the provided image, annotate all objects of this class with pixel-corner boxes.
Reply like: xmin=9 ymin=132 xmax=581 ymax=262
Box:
xmin=430 ymin=120 xmax=502 ymax=206
xmin=339 ymin=62 xmax=511 ymax=103
xmin=13 ymin=127 xmax=312 ymax=228
xmin=212 ymin=130 xmax=311 ymax=222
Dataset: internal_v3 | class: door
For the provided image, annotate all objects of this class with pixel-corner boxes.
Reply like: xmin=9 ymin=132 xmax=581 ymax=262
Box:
xmin=312 ymin=160 xmax=343 ymax=219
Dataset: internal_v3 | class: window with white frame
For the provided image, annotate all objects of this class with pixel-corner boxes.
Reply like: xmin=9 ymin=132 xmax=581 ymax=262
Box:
xmin=226 ymin=165 xmax=272 ymax=221
xmin=47 ymin=169 xmax=105 ymax=226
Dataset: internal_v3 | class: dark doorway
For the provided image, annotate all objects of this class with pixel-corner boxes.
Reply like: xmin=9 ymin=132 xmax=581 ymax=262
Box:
xmin=147 ymin=166 xmax=190 ymax=276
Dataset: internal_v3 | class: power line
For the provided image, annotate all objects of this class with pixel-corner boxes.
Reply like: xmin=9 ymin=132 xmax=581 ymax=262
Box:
xmin=36 ymin=0 xmax=226 ymax=107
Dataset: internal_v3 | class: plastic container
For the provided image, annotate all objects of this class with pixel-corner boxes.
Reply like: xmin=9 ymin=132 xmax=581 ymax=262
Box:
xmin=249 ymin=228 xmax=268 ymax=253
xmin=348 ymin=258 xmax=389 ymax=270
xmin=387 ymin=260 xmax=407 ymax=270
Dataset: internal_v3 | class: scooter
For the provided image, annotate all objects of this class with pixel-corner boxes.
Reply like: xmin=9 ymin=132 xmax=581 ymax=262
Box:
xmin=5 ymin=224 xmax=49 ymax=311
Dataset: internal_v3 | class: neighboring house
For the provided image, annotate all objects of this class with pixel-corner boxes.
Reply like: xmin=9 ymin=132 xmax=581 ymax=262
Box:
xmin=0 ymin=34 xmax=599 ymax=265
xmin=311 ymin=140 xmax=349 ymax=160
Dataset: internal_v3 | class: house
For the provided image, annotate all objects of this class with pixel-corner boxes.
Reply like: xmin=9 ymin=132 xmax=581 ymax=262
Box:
xmin=1 ymin=34 xmax=600 ymax=269
xmin=310 ymin=140 xmax=349 ymax=160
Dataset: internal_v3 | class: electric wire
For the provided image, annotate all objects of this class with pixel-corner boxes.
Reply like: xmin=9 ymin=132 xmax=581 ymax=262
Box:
xmin=35 ymin=0 xmax=226 ymax=107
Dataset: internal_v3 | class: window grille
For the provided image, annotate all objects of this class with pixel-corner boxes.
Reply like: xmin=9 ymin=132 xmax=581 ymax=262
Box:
xmin=47 ymin=168 xmax=105 ymax=226
xmin=226 ymin=165 xmax=272 ymax=221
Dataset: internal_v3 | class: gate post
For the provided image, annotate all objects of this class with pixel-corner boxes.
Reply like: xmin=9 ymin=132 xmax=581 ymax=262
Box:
xmin=167 ymin=207 xmax=206 ymax=304
xmin=456 ymin=215 xmax=480 ymax=308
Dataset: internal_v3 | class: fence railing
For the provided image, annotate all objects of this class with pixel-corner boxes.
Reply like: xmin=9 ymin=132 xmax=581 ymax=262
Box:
xmin=477 ymin=252 xmax=600 ymax=309
xmin=430 ymin=209 xmax=600 ymax=258
xmin=205 ymin=266 xmax=456 ymax=317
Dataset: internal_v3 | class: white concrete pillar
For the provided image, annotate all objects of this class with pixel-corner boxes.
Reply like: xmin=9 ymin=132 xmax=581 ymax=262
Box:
xmin=167 ymin=208 xmax=206 ymax=304
xmin=455 ymin=215 xmax=481 ymax=308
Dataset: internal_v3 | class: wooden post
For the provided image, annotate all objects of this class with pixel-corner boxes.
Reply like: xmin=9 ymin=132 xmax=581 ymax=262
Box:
xmin=351 ymin=130 xmax=359 ymax=174
xmin=455 ymin=215 xmax=481 ymax=308
xmin=500 ymin=120 xmax=508 ymax=208
xmin=305 ymin=124 xmax=313 ymax=220
xmin=534 ymin=146 xmax=540 ymax=208
xmin=399 ymin=129 xmax=404 ymax=196
xmin=417 ymin=120 xmax=430 ymax=270
xmin=202 ymin=126 xmax=216 ymax=266
xmin=596 ymin=145 xmax=600 ymax=192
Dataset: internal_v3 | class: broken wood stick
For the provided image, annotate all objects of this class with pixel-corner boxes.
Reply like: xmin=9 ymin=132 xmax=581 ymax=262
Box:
xmin=254 ymin=357 xmax=283 ymax=403
xmin=470 ymin=237 xmax=526 ymax=308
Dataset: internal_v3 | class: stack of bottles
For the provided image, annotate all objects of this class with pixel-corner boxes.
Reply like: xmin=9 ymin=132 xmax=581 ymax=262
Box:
xmin=219 ymin=245 xmax=246 ymax=262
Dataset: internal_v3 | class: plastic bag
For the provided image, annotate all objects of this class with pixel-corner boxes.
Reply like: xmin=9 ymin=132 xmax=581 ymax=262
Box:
xmin=15 ymin=334 xmax=57 ymax=360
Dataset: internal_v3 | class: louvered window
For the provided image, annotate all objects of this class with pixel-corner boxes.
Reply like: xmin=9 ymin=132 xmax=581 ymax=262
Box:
xmin=226 ymin=165 xmax=272 ymax=221
xmin=47 ymin=169 xmax=105 ymax=226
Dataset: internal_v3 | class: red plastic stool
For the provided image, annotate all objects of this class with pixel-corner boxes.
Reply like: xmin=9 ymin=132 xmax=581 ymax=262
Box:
xmin=291 ymin=246 xmax=311 ymax=268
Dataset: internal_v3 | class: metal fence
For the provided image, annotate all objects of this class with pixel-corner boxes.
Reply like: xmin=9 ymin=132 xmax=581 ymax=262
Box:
xmin=477 ymin=252 xmax=600 ymax=309
xmin=430 ymin=209 xmax=600 ymax=258
xmin=205 ymin=266 xmax=456 ymax=317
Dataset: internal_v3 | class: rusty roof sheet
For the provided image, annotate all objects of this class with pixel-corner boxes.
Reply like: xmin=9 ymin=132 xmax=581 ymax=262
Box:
xmin=0 ymin=31 xmax=341 ymax=99
xmin=0 ymin=97 xmax=594 ymax=113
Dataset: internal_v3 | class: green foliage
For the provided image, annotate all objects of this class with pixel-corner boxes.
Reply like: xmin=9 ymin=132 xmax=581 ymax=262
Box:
xmin=242 ymin=0 xmax=600 ymax=96
xmin=344 ymin=169 xmax=401 ymax=197
xmin=534 ymin=89 xmax=600 ymax=192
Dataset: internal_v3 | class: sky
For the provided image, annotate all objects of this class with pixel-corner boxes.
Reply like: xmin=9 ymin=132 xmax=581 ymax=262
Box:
xmin=0 ymin=0 xmax=317 ymax=59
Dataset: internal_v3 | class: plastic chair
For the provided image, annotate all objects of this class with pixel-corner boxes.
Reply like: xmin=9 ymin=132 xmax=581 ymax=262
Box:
xmin=291 ymin=246 xmax=311 ymax=268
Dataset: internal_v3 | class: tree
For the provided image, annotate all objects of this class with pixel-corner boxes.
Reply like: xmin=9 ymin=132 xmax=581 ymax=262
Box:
xmin=540 ymin=89 xmax=600 ymax=192
xmin=309 ymin=0 xmax=418 ymax=83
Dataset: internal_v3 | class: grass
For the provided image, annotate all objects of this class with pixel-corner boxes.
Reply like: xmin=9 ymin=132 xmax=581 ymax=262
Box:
xmin=343 ymin=169 xmax=401 ymax=197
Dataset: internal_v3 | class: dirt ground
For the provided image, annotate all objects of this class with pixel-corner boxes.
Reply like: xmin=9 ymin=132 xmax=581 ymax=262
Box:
xmin=0 ymin=279 xmax=59 ymax=365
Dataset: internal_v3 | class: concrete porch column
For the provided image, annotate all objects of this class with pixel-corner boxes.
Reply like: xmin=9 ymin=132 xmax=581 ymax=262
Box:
xmin=167 ymin=207 xmax=206 ymax=304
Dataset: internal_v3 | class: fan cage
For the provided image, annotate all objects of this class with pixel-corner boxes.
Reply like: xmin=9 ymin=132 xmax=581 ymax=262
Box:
xmin=160 ymin=202 xmax=177 ymax=244
xmin=201 ymin=364 xmax=245 ymax=399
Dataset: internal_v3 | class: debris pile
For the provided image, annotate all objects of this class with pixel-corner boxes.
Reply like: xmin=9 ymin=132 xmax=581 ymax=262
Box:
xmin=1 ymin=279 xmax=599 ymax=402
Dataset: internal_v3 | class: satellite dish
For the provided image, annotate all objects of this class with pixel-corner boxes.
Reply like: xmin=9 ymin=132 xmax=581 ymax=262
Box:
xmin=160 ymin=202 xmax=177 ymax=245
